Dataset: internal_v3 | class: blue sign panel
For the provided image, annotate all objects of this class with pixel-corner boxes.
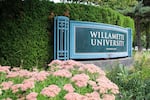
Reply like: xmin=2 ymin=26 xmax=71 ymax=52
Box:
xmin=54 ymin=16 xmax=132 ymax=60
xmin=70 ymin=21 xmax=132 ymax=59
xmin=75 ymin=27 xmax=127 ymax=53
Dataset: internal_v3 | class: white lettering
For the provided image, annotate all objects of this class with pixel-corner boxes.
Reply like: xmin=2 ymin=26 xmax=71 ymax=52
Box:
xmin=89 ymin=31 xmax=125 ymax=47
xmin=90 ymin=31 xmax=97 ymax=38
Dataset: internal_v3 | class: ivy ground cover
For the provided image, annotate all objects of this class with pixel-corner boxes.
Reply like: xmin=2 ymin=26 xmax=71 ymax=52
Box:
xmin=0 ymin=60 xmax=119 ymax=100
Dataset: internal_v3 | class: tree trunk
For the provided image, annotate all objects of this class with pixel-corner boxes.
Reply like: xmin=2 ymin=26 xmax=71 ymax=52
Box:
xmin=135 ymin=16 xmax=142 ymax=51
xmin=146 ymin=32 xmax=149 ymax=50
xmin=146 ymin=23 xmax=150 ymax=50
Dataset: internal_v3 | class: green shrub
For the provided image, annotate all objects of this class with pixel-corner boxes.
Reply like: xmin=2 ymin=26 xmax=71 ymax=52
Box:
xmin=107 ymin=52 xmax=150 ymax=100
xmin=0 ymin=1 xmax=135 ymax=69
xmin=0 ymin=0 xmax=53 ymax=69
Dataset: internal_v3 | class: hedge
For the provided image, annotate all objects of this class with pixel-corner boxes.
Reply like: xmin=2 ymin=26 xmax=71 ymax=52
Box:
xmin=0 ymin=0 xmax=135 ymax=69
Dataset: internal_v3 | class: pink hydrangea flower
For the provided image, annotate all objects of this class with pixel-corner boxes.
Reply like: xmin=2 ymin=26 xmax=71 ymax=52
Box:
xmin=6 ymin=72 xmax=19 ymax=78
xmin=0 ymin=60 xmax=119 ymax=100
xmin=63 ymin=84 xmax=74 ymax=93
xmin=0 ymin=66 xmax=10 ymax=73
xmin=1 ymin=81 xmax=13 ymax=90
xmin=60 ymin=65 xmax=74 ymax=70
xmin=20 ymin=79 xmax=35 ymax=91
xmin=18 ymin=69 xmax=33 ymax=78
xmin=48 ymin=60 xmax=63 ymax=66
xmin=79 ymin=64 xmax=105 ymax=75
xmin=48 ymin=60 xmax=83 ymax=71
xmin=62 ymin=60 xmax=84 ymax=70
xmin=53 ymin=69 xmax=72 ymax=78
xmin=96 ymin=76 xmax=119 ymax=94
xmin=26 ymin=92 xmax=38 ymax=100
xmin=41 ymin=85 xmax=61 ymax=97
xmin=64 ymin=92 xmax=84 ymax=100
xmin=23 ymin=78 xmax=35 ymax=83
xmin=7 ymin=69 xmax=32 ymax=78
xmin=88 ymin=80 xmax=98 ymax=90
xmin=85 ymin=91 xmax=101 ymax=100
xmin=32 ymin=71 xmax=50 ymax=81
xmin=71 ymin=73 xmax=89 ymax=87
xmin=63 ymin=60 xmax=83 ymax=66
xmin=88 ymin=80 xmax=97 ymax=86
xmin=103 ymin=94 xmax=115 ymax=100
xmin=49 ymin=65 xmax=62 ymax=72
xmin=11 ymin=84 xmax=22 ymax=93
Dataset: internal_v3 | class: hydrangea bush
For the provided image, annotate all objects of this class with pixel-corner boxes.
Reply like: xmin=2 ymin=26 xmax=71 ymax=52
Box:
xmin=0 ymin=60 xmax=119 ymax=100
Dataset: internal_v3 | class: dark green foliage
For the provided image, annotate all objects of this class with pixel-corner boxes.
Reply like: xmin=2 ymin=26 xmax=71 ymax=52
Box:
xmin=0 ymin=0 xmax=135 ymax=69
xmin=107 ymin=59 xmax=150 ymax=100
xmin=0 ymin=0 xmax=53 ymax=69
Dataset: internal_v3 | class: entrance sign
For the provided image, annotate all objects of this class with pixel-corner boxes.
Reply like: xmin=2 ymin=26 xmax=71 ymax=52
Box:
xmin=54 ymin=16 xmax=132 ymax=60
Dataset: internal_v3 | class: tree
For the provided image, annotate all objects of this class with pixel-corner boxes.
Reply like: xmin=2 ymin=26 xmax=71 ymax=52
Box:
xmin=145 ymin=24 xmax=150 ymax=49
xmin=141 ymin=14 xmax=150 ymax=49
xmin=141 ymin=0 xmax=150 ymax=49
xmin=143 ymin=0 xmax=150 ymax=6
xmin=121 ymin=0 xmax=150 ymax=51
